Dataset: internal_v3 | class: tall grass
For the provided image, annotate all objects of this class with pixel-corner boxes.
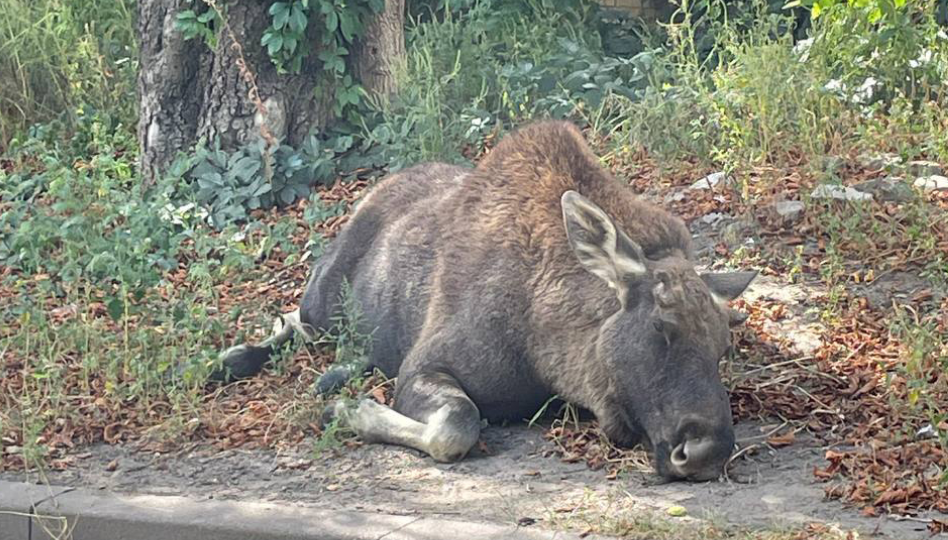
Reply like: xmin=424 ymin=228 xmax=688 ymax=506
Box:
xmin=0 ymin=0 xmax=137 ymax=150
xmin=611 ymin=0 xmax=948 ymax=170
xmin=364 ymin=0 xmax=610 ymax=167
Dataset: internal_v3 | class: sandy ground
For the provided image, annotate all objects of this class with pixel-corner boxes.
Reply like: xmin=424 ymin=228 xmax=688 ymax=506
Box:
xmin=3 ymin=422 xmax=938 ymax=539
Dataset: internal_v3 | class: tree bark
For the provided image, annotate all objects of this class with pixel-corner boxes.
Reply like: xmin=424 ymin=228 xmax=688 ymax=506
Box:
xmin=137 ymin=0 xmax=405 ymax=184
xmin=352 ymin=0 xmax=406 ymax=99
xmin=137 ymin=0 xmax=207 ymax=184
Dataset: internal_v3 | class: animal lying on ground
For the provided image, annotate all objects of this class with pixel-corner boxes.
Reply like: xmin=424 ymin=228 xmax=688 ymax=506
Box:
xmin=215 ymin=120 xmax=756 ymax=481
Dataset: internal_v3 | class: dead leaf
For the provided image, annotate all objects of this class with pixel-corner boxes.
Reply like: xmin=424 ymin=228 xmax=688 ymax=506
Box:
xmin=766 ymin=431 xmax=796 ymax=448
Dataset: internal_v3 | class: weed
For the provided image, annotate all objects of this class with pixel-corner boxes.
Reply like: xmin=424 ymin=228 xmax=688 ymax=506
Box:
xmin=364 ymin=0 xmax=640 ymax=168
xmin=0 ymin=0 xmax=137 ymax=148
xmin=890 ymin=305 xmax=948 ymax=453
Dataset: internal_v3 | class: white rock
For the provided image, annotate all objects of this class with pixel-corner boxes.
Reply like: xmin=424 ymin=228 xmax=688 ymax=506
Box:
xmin=773 ymin=200 xmax=805 ymax=219
xmin=700 ymin=212 xmax=726 ymax=227
xmin=906 ymin=160 xmax=944 ymax=177
xmin=858 ymin=152 xmax=902 ymax=170
xmin=914 ymin=175 xmax=948 ymax=192
xmin=664 ymin=191 xmax=686 ymax=204
xmin=852 ymin=177 xmax=913 ymax=203
xmin=689 ymin=172 xmax=727 ymax=191
xmin=810 ymin=184 xmax=874 ymax=202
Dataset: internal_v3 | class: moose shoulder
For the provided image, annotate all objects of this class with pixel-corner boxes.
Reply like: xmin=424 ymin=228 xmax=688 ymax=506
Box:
xmin=217 ymin=121 xmax=756 ymax=481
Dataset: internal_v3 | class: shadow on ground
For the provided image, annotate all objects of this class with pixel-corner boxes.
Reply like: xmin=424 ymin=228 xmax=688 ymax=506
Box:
xmin=1 ymin=422 xmax=935 ymax=539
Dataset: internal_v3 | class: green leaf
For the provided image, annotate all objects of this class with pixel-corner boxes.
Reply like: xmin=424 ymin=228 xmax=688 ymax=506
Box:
xmin=274 ymin=7 xmax=290 ymax=30
xmin=106 ymin=297 xmax=124 ymax=322
xmin=267 ymin=34 xmax=285 ymax=56
xmin=280 ymin=189 xmax=297 ymax=205
xmin=269 ymin=2 xmax=289 ymax=16
xmin=339 ymin=10 xmax=357 ymax=41
xmin=325 ymin=9 xmax=339 ymax=32
xmin=254 ymin=183 xmax=272 ymax=196
xmin=289 ymin=4 xmax=308 ymax=33
xmin=283 ymin=35 xmax=299 ymax=55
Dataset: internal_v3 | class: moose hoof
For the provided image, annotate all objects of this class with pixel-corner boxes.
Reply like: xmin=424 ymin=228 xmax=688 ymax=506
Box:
xmin=208 ymin=345 xmax=263 ymax=383
xmin=315 ymin=368 xmax=350 ymax=395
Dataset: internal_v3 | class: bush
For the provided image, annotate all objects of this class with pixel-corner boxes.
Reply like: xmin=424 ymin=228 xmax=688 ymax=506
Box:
xmin=610 ymin=0 xmax=948 ymax=169
xmin=0 ymin=0 xmax=137 ymax=149
xmin=363 ymin=0 xmax=647 ymax=168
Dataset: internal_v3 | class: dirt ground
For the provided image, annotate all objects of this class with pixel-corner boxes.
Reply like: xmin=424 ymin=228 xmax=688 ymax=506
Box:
xmin=2 ymin=421 xmax=939 ymax=539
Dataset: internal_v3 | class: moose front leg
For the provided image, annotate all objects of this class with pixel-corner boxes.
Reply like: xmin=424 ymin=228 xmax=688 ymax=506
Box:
xmin=331 ymin=371 xmax=481 ymax=462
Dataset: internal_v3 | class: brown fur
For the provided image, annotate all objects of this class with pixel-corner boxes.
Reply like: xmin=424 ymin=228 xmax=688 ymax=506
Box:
xmin=220 ymin=120 xmax=754 ymax=479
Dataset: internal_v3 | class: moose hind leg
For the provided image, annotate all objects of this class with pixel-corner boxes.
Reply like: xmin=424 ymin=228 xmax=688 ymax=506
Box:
xmin=333 ymin=372 xmax=480 ymax=462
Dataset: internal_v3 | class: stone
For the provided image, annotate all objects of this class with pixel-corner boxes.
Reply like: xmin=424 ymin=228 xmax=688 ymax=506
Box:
xmin=810 ymin=184 xmax=874 ymax=202
xmin=721 ymin=219 xmax=757 ymax=247
xmin=914 ymin=175 xmax=948 ymax=192
xmin=906 ymin=160 xmax=944 ymax=177
xmin=664 ymin=190 xmax=686 ymax=204
xmin=851 ymin=177 xmax=914 ymax=203
xmin=858 ymin=152 xmax=902 ymax=171
xmin=689 ymin=171 xmax=728 ymax=190
xmin=772 ymin=200 xmax=805 ymax=221
xmin=700 ymin=212 xmax=726 ymax=227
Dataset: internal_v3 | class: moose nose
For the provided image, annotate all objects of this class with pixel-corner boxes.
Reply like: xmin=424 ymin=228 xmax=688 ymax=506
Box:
xmin=666 ymin=419 xmax=735 ymax=481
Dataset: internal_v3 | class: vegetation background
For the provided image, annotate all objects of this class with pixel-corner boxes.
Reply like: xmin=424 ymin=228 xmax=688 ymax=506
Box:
xmin=2 ymin=0 xmax=948 ymax=536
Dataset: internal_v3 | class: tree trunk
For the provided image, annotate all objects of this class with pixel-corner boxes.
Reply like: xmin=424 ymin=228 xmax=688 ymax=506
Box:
xmin=137 ymin=0 xmax=405 ymax=183
xmin=352 ymin=0 xmax=406 ymax=99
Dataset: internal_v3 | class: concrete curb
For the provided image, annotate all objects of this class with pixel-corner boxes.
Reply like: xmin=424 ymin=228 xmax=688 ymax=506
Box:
xmin=0 ymin=480 xmax=605 ymax=540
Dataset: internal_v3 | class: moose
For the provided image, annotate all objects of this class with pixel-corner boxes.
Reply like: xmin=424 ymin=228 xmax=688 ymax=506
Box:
xmin=216 ymin=120 xmax=756 ymax=481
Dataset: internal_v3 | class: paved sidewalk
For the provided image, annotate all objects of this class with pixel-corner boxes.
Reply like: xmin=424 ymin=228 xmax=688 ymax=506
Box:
xmin=0 ymin=480 xmax=606 ymax=540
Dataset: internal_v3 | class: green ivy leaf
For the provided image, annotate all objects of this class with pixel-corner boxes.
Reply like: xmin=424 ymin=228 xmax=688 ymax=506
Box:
xmin=271 ymin=2 xmax=290 ymax=29
xmin=284 ymin=35 xmax=299 ymax=55
xmin=267 ymin=34 xmax=285 ymax=55
xmin=339 ymin=10 xmax=357 ymax=41
xmin=325 ymin=9 xmax=339 ymax=32
xmin=269 ymin=2 xmax=289 ymax=17
xmin=289 ymin=4 xmax=308 ymax=33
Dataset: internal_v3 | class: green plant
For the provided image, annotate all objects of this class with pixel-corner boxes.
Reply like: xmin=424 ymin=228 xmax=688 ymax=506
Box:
xmin=0 ymin=0 xmax=137 ymax=148
xmin=318 ymin=278 xmax=373 ymax=371
xmin=175 ymin=131 xmax=354 ymax=227
xmin=890 ymin=305 xmax=948 ymax=464
xmin=364 ymin=0 xmax=642 ymax=168
xmin=794 ymin=0 xmax=947 ymax=107
xmin=176 ymin=0 xmax=382 ymax=118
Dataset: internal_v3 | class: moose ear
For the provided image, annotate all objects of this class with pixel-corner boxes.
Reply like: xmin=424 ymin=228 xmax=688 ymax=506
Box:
xmin=561 ymin=190 xmax=647 ymax=300
xmin=701 ymin=271 xmax=757 ymax=327
xmin=700 ymin=270 xmax=758 ymax=303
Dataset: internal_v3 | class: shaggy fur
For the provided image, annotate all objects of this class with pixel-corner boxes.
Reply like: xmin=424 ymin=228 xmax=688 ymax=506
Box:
xmin=217 ymin=120 xmax=756 ymax=480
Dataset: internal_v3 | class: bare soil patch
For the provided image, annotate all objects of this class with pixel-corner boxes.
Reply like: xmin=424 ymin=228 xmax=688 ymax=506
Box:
xmin=2 ymin=422 xmax=936 ymax=538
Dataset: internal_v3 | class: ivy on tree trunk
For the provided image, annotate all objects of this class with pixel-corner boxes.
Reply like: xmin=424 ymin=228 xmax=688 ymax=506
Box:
xmin=137 ymin=0 xmax=405 ymax=183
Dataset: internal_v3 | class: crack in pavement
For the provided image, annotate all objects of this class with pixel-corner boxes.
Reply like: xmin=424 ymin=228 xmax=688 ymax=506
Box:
xmin=28 ymin=487 xmax=76 ymax=540
xmin=375 ymin=515 xmax=424 ymax=540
